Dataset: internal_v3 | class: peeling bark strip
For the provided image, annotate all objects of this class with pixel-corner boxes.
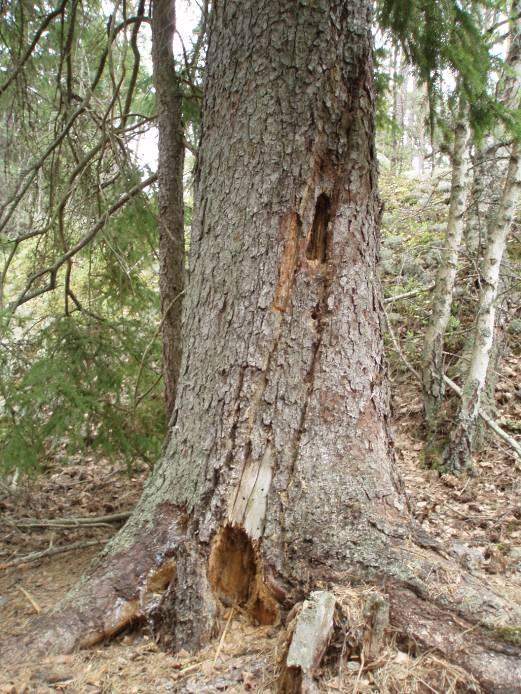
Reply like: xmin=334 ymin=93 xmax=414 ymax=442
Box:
xmin=273 ymin=211 xmax=302 ymax=312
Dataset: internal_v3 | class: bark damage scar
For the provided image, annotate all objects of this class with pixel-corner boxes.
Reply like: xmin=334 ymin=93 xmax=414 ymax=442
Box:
xmin=208 ymin=524 xmax=278 ymax=625
xmin=78 ymin=557 xmax=177 ymax=649
xmin=306 ymin=193 xmax=331 ymax=263
xmin=229 ymin=443 xmax=274 ymax=539
xmin=273 ymin=210 xmax=302 ymax=312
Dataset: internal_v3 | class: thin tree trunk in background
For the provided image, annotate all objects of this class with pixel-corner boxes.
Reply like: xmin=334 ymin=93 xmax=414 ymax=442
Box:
xmin=152 ymin=0 xmax=185 ymax=420
xmin=4 ymin=2 xmax=521 ymax=688
xmin=444 ymin=143 xmax=521 ymax=471
xmin=412 ymin=82 xmax=427 ymax=176
xmin=421 ymin=99 xmax=470 ymax=465
xmin=390 ymin=45 xmax=401 ymax=172
xmin=444 ymin=0 xmax=521 ymax=471
xmin=463 ymin=144 xmax=510 ymax=450
xmin=465 ymin=137 xmax=500 ymax=257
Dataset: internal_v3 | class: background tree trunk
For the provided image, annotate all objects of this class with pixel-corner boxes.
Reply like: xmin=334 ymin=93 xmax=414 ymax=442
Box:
xmin=444 ymin=144 xmax=521 ymax=471
xmin=4 ymin=2 xmax=521 ymax=689
xmin=444 ymin=1 xmax=521 ymax=471
xmin=421 ymin=98 xmax=470 ymax=465
xmin=152 ymin=0 xmax=185 ymax=420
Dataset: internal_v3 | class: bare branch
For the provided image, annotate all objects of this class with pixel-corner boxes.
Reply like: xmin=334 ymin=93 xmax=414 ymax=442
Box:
xmin=0 ymin=539 xmax=105 ymax=570
xmin=0 ymin=0 xmax=69 ymax=98
xmin=0 ymin=15 xmax=148 ymax=236
xmin=9 ymin=173 xmax=158 ymax=311
xmin=383 ymin=283 xmax=435 ymax=305
xmin=121 ymin=0 xmax=146 ymax=128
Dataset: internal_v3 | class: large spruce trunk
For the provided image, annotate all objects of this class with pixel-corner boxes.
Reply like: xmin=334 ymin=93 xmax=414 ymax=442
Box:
xmin=162 ymin=0 xmax=411 ymax=648
xmin=4 ymin=1 xmax=521 ymax=689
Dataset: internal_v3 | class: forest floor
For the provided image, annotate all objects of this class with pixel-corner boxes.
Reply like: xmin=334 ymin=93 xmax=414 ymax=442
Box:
xmin=1 ymin=369 xmax=521 ymax=693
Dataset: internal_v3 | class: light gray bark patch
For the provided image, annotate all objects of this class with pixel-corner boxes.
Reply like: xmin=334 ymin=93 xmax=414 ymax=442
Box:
xmin=281 ymin=591 xmax=336 ymax=693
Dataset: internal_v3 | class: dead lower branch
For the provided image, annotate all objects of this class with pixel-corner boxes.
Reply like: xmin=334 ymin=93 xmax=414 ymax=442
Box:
xmin=8 ymin=174 xmax=157 ymax=311
xmin=383 ymin=283 xmax=435 ymax=304
xmin=1 ymin=511 xmax=131 ymax=530
xmin=0 ymin=540 xmax=105 ymax=570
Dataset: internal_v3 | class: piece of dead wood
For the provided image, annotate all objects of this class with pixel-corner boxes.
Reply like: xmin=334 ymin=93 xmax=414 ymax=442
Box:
xmin=383 ymin=283 xmax=435 ymax=305
xmin=16 ymin=584 xmax=41 ymax=613
xmin=1 ymin=511 xmax=131 ymax=530
xmin=214 ymin=607 xmax=235 ymax=664
xmin=362 ymin=593 xmax=389 ymax=663
xmin=0 ymin=539 xmax=105 ymax=570
xmin=279 ymin=591 xmax=336 ymax=694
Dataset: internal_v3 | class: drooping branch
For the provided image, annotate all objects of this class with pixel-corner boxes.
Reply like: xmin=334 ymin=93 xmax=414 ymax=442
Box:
xmin=9 ymin=173 xmax=158 ymax=311
xmin=0 ymin=14 xmax=150 ymax=237
xmin=121 ymin=0 xmax=146 ymax=128
xmin=0 ymin=0 xmax=69 ymax=98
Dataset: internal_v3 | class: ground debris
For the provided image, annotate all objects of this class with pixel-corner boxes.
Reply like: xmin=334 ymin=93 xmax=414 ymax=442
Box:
xmin=1 ymin=378 xmax=520 ymax=691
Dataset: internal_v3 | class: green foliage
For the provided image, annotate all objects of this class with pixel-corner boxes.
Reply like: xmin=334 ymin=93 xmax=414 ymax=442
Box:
xmin=377 ymin=0 xmax=491 ymax=93
xmin=0 ymin=309 xmax=165 ymax=475
xmin=0 ymin=0 xmax=210 ymax=476
xmin=376 ymin=0 xmax=509 ymax=137
xmin=373 ymin=47 xmax=395 ymax=130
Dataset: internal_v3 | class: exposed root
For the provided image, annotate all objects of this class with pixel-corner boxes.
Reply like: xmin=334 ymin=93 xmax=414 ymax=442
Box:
xmin=2 ymin=510 xmax=520 ymax=694
xmin=0 ymin=505 xmax=183 ymax=666
xmin=388 ymin=582 xmax=521 ymax=694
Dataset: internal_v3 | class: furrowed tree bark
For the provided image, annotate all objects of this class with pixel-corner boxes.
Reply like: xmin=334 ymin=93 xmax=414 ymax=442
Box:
xmin=421 ymin=97 xmax=470 ymax=466
xmin=4 ymin=2 xmax=521 ymax=690
xmin=152 ymin=0 xmax=185 ymax=419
